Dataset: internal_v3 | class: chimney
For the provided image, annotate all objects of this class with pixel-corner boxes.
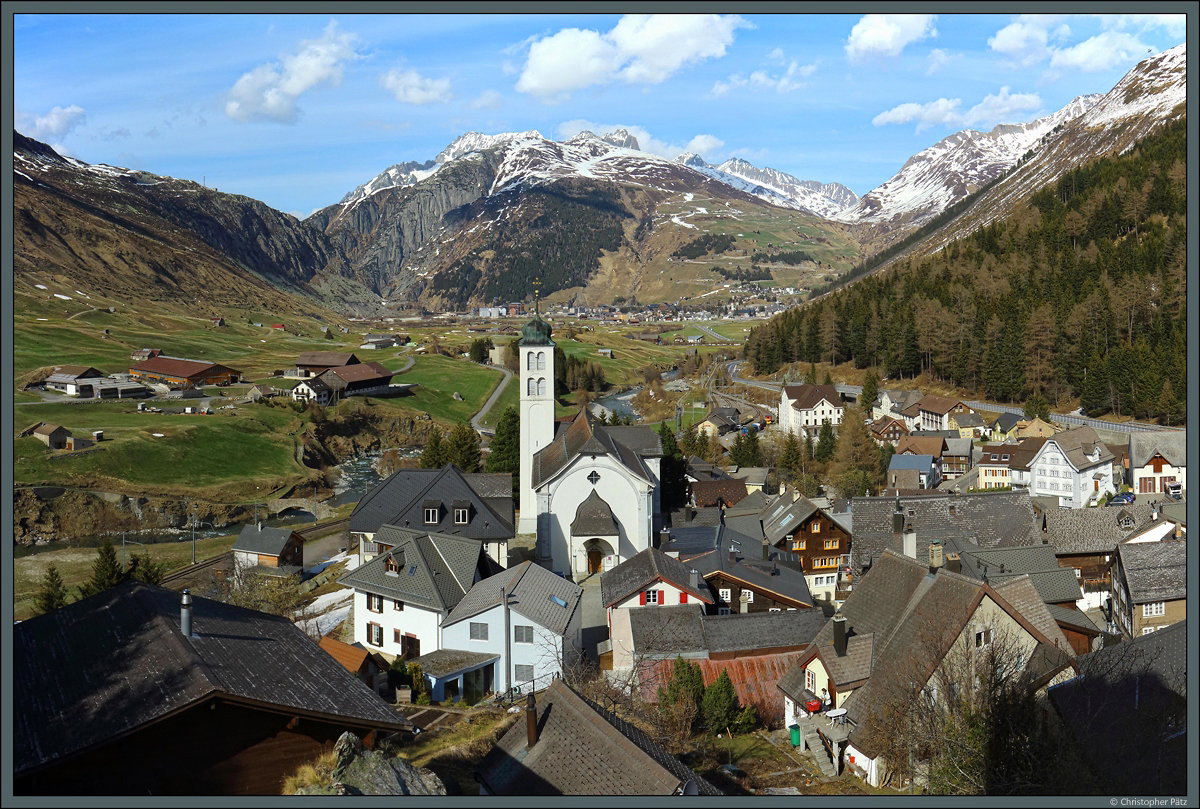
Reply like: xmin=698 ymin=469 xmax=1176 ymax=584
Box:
xmin=772 ymin=562 xmax=780 ymax=576
xmin=948 ymin=503 xmax=956 ymax=517
xmin=1151 ymin=507 xmax=1159 ymax=522
xmin=928 ymin=537 xmax=944 ymax=571
xmin=1174 ymin=522 xmax=1182 ymax=539
xmin=728 ymin=549 xmax=737 ymax=565
xmin=833 ymin=613 xmax=847 ymax=657
xmin=892 ymin=503 xmax=904 ymax=534
xmin=180 ymin=589 xmax=194 ymax=638
xmin=946 ymin=552 xmax=962 ymax=574
xmin=525 ymin=693 xmax=538 ymax=748
xmin=689 ymin=568 xmax=700 ymax=592
xmin=658 ymin=529 xmax=670 ymax=547
xmin=902 ymin=523 xmax=917 ymax=559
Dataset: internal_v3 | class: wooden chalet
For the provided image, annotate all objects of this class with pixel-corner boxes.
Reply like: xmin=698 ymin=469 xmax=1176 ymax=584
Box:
xmin=128 ymin=356 xmax=241 ymax=388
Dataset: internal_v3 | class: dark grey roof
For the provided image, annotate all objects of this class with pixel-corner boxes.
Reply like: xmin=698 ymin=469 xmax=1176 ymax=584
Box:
xmin=1034 ymin=501 xmax=1164 ymax=555
xmin=762 ymin=496 xmax=818 ymax=546
xmin=689 ymin=549 xmax=815 ymax=608
xmin=570 ymin=490 xmax=619 ymax=537
xmin=1128 ymin=430 xmax=1187 ymax=469
xmin=661 ymin=524 xmax=722 ymax=557
xmin=443 ymin=561 xmax=583 ymax=636
xmin=670 ymin=505 xmax=724 ymax=528
xmin=1043 ymin=603 xmax=1103 ymax=634
xmin=349 ymin=464 xmax=513 ymax=539
xmin=849 ymin=491 xmax=1035 ymax=577
xmin=953 ymin=541 xmax=1083 ymax=604
xmin=475 ymin=678 xmax=721 ymax=795
xmin=888 ymin=453 xmax=934 ymax=470
xmin=411 ymin=648 xmax=498 ymax=679
xmin=14 ymin=583 xmax=410 ymax=775
xmin=701 ymin=610 xmax=825 ymax=653
xmin=628 ymin=604 xmax=707 ymax=655
xmin=463 ymin=472 xmax=515 ymax=499
xmin=232 ymin=524 xmax=297 ymax=556
xmin=338 ymin=527 xmax=484 ymax=613
xmin=600 ymin=547 xmax=711 ymax=607
xmin=1117 ymin=540 xmax=1186 ymax=603
xmin=992 ymin=412 xmax=1021 ymax=431
xmin=726 ymin=489 xmax=770 ymax=515
xmin=531 ymin=410 xmax=659 ymax=489
xmin=297 ymin=376 xmax=332 ymax=393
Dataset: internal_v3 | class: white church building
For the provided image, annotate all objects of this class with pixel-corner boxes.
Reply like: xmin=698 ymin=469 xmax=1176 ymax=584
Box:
xmin=517 ymin=304 xmax=664 ymax=579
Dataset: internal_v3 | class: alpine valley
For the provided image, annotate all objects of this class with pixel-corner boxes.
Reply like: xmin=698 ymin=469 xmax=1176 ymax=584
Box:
xmin=12 ymin=45 xmax=1186 ymax=318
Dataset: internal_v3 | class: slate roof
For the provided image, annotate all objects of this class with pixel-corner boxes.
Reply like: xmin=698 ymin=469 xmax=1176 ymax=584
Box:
xmin=950 ymin=412 xmax=985 ymax=429
xmin=339 ymin=527 xmax=484 ymax=613
xmin=1116 ymin=539 xmax=1186 ymax=604
xmin=762 ymin=496 xmax=818 ymax=546
xmin=661 ymin=523 xmax=723 ymax=556
xmin=943 ymin=437 xmax=973 ymax=457
xmin=411 ymin=648 xmax=498 ymax=679
xmin=1006 ymin=438 xmax=1046 ymax=471
xmin=689 ymin=549 xmax=815 ymax=608
xmin=888 ymin=453 xmax=934 ymax=470
xmin=690 ymin=478 xmax=749 ymax=507
xmin=1128 ymin=430 xmax=1187 ymax=469
xmin=443 ymin=561 xmax=583 ymax=636
xmin=349 ymin=464 xmax=513 ymax=539
xmin=878 ymin=389 xmax=923 ymax=412
xmin=783 ymin=383 xmax=842 ymax=412
xmin=232 ymin=524 xmax=297 ymax=556
xmin=475 ymin=678 xmax=722 ymax=795
xmin=850 ymin=491 xmax=1035 ymax=577
xmin=896 ymin=436 xmax=947 ymax=458
xmin=570 ymin=490 xmax=619 ymax=537
xmin=14 ymin=583 xmax=410 ymax=776
xmin=600 ymin=547 xmax=712 ymax=608
xmin=1043 ymin=603 xmax=1103 ymax=634
xmin=531 ymin=410 xmax=660 ymax=489
xmin=628 ymin=604 xmax=824 ymax=656
xmin=953 ymin=541 xmax=1083 ymax=604
xmin=991 ymin=412 xmax=1021 ymax=432
xmin=1033 ymin=502 xmax=1162 ymax=555
xmin=1043 ymin=426 xmax=1114 ymax=470
xmin=780 ymin=632 xmax=877 ymax=701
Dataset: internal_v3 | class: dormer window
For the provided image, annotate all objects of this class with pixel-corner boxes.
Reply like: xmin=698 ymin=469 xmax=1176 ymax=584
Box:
xmin=384 ymin=557 xmax=400 ymax=574
xmin=424 ymin=507 xmax=439 ymax=524
xmin=453 ymin=500 xmax=471 ymax=525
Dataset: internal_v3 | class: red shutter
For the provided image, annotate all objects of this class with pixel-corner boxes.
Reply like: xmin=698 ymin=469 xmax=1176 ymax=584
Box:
xmin=680 ymin=592 xmax=688 ymax=604
xmin=639 ymin=591 xmax=646 ymax=606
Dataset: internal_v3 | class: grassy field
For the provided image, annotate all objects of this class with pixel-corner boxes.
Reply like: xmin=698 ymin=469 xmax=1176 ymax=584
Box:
xmin=13 ymin=532 xmax=239 ymax=621
xmin=388 ymin=354 xmax=505 ymax=425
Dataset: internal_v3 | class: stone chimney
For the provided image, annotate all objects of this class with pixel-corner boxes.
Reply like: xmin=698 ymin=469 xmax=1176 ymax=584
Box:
xmin=892 ymin=500 xmax=904 ymax=534
xmin=833 ymin=613 xmax=847 ymax=657
xmin=1174 ymin=522 xmax=1182 ymax=539
xmin=902 ymin=523 xmax=917 ymax=559
xmin=526 ymin=693 xmax=538 ymax=748
xmin=946 ymin=552 xmax=962 ymax=574
xmin=929 ymin=537 xmax=944 ymax=571
xmin=180 ymin=589 xmax=194 ymax=638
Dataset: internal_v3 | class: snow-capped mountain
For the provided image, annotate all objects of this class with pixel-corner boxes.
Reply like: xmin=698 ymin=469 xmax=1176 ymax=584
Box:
xmin=669 ymin=153 xmax=858 ymax=218
xmin=835 ymin=94 xmax=1103 ymax=227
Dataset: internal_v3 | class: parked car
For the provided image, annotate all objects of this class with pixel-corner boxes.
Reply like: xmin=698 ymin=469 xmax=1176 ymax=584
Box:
xmin=1107 ymin=492 xmax=1136 ymax=506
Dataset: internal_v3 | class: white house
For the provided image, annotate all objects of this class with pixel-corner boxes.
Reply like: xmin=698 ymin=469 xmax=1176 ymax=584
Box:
xmin=337 ymin=527 xmax=493 ymax=662
xmin=291 ymin=377 xmax=332 ymax=406
xmin=1128 ymin=431 xmax=1186 ymax=497
xmin=779 ymin=384 xmax=843 ymax=438
xmin=431 ymin=561 xmax=584 ymax=701
xmin=1013 ymin=426 xmax=1116 ymax=509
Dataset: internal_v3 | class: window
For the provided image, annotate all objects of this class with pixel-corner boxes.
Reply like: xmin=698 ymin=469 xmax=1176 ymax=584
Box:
xmin=527 ymin=353 xmax=536 ymax=371
xmin=384 ymin=556 xmax=400 ymax=574
xmin=393 ymin=599 xmax=404 ymax=611
xmin=514 ymin=625 xmax=534 ymax=644
xmin=811 ymin=522 xmax=820 ymax=533
xmin=1142 ymin=626 xmax=1159 ymax=636
xmin=454 ymin=507 xmax=469 ymax=524
xmin=367 ymin=622 xmax=383 ymax=647
xmin=394 ymin=629 xmax=401 ymax=644
xmin=367 ymin=594 xmax=383 ymax=613
xmin=536 ymin=352 xmax=546 ymax=371
xmin=792 ymin=539 xmax=806 ymax=551
xmin=742 ymin=589 xmax=754 ymax=603
xmin=469 ymin=622 xmax=489 ymax=641
xmin=805 ymin=668 xmax=816 ymax=693
xmin=537 ymin=378 xmax=547 ymax=396
xmin=645 ymin=589 xmax=660 ymax=605
xmin=424 ymin=507 xmax=439 ymax=524
xmin=527 ymin=378 xmax=536 ymax=396
xmin=824 ymin=539 xmax=839 ymax=550
xmin=1073 ymin=569 xmax=1082 ymax=579
xmin=515 ymin=664 xmax=535 ymax=684
xmin=718 ymin=588 xmax=731 ymax=603
xmin=975 ymin=628 xmax=992 ymax=648
xmin=718 ymin=607 xmax=731 ymax=615
xmin=770 ymin=607 xmax=782 ymax=612
xmin=1143 ymin=602 xmax=1165 ymax=617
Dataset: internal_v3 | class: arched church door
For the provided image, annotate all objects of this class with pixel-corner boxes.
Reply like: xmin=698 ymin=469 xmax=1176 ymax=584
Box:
xmin=587 ymin=549 xmax=603 ymax=573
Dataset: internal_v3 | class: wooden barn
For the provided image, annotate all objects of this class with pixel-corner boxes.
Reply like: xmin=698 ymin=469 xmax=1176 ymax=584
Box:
xmin=128 ymin=356 xmax=241 ymax=388
xmin=14 ymin=583 xmax=412 ymax=795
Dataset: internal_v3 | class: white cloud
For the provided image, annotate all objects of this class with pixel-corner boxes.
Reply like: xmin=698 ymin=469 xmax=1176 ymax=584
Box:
xmin=685 ymin=134 xmax=724 ymax=157
xmin=872 ymin=98 xmax=962 ymax=132
xmin=26 ymin=104 xmax=86 ymax=139
xmin=711 ymin=54 xmax=814 ymax=97
xmin=988 ymin=16 xmax=1056 ymax=66
xmin=1049 ymin=31 xmax=1152 ymax=72
xmin=380 ymin=68 xmax=452 ymax=104
xmin=517 ymin=14 xmax=748 ymax=102
xmin=925 ymin=48 xmax=956 ymax=75
xmin=225 ymin=21 xmax=358 ymax=123
xmin=873 ymin=86 xmax=1043 ymax=133
xmin=469 ymin=90 xmax=503 ymax=110
xmin=1100 ymin=14 xmax=1186 ymax=38
xmin=845 ymin=14 xmax=936 ymax=62
xmin=766 ymin=47 xmax=786 ymax=64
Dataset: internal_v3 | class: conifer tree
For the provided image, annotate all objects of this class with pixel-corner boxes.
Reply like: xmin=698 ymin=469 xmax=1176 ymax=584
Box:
xmin=78 ymin=537 xmax=125 ymax=599
xmin=485 ymin=407 xmax=520 ymax=474
xmin=656 ymin=422 xmax=687 ymax=510
xmin=35 ymin=564 xmax=69 ymax=614
xmin=777 ymin=431 xmax=801 ymax=477
xmin=419 ymin=428 xmax=447 ymax=469
xmin=815 ymin=419 xmax=837 ymax=463
xmin=701 ymin=670 xmax=740 ymax=733
xmin=860 ymin=369 xmax=879 ymax=412
xmin=446 ymin=422 xmax=482 ymax=473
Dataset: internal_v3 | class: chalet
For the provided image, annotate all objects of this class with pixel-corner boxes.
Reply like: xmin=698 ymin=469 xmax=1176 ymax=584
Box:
xmin=948 ymin=410 xmax=986 ymax=439
xmin=872 ymin=389 xmax=922 ymax=423
xmin=317 ymin=361 xmax=394 ymax=399
xmin=1109 ymin=533 xmax=1185 ymax=639
xmin=295 ymin=351 xmax=360 ymax=376
xmin=1012 ymin=426 xmax=1116 ymax=509
xmin=431 ymin=561 xmax=584 ymax=701
xmin=128 ymin=356 xmax=241 ymax=388
xmin=14 ymin=584 xmax=411 ymax=795
xmin=475 ymin=679 xmax=722 ymax=795
xmin=696 ymin=406 xmax=741 ymax=437
xmin=1128 ymin=430 xmax=1186 ymax=497
xmin=33 ymin=423 xmax=71 ymax=449
xmin=909 ymin=394 xmax=974 ymax=432
xmin=761 ymin=495 xmax=852 ymax=602
xmin=941 ymin=437 xmax=973 ymax=480
xmin=232 ymin=524 xmax=304 ymax=578
xmin=869 ymin=417 xmax=908 ymax=445
xmin=780 ymin=383 xmax=843 ymax=438
xmin=42 ymin=365 xmax=105 ymax=396
xmin=989 ymin=411 xmax=1022 ymax=441
xmin=600 ymin=547 xmax=714 ymax=644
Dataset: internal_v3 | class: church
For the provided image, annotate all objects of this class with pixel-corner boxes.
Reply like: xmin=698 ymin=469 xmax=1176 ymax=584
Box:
xmin=517 ymin=303 xmax=663 ymax=578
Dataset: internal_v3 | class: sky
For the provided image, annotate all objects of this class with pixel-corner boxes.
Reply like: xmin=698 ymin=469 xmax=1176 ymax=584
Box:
xmin=12 ymin=10 xmax=1190 ymax=219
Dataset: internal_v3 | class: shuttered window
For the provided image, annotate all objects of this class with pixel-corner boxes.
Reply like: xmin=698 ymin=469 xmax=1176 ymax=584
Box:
xmin=470 ymin=622 xmax=489 ymax=641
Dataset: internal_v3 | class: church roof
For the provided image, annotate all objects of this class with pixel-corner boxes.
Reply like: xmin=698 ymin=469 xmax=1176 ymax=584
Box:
xmin=531 ymin=410 xmax=660 ymax=489
xmin=571 ymin=490 xmax=620 ymax=537
xmin=518 ymin=314 xmax=553 ymax=346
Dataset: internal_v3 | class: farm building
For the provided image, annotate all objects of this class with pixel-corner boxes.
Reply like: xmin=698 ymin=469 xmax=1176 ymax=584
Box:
xmin=318 ymin=362 xmax=394 ymax=398
xmin=42 ymin=366 xmax=105 ymax=396
xmin=33 ymin=423 xmax=71 ymax=449
xmin=128 ymin=356 xmax=241 ymax=388
xmin=295 ymin=351 xmax=360 ymax=376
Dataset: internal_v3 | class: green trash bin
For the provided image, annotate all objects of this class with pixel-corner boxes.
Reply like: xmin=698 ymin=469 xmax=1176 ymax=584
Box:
xmin=788 ymin=724 xmax=801 ymax=747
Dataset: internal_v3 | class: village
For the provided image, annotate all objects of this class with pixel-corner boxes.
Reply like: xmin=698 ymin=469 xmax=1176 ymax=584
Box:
xmin=13 ymin=302 xmax=1188 ymax=797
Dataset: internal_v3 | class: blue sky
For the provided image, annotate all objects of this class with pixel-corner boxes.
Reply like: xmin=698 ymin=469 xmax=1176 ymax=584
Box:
xmin=13 ymin=11 xmax=1189 ymax=218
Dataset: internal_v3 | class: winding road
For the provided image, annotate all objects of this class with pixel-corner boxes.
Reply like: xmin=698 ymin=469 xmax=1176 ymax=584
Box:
xmin=470 ymin=365 xmax=513 ymax=436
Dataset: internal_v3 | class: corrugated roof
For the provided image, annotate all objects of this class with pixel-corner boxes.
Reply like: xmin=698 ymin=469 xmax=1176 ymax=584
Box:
xmin=645 ymin=653 xmax=808 ymax=728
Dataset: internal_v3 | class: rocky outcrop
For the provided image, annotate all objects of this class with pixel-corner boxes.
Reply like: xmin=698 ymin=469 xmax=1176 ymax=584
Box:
xmin=294 ymin=731 xmax=446 ymax=796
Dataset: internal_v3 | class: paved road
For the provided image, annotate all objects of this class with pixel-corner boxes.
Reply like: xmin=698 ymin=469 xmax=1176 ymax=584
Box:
xmin=470 ymin=365 xmax=513 ymax=436
xmin=694 ymin=324 xmax=733 ymax=342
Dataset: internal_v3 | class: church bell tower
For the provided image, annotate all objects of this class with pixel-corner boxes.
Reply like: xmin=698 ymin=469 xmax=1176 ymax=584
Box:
xmin=517 ymin=283 xmax=555 ymax=535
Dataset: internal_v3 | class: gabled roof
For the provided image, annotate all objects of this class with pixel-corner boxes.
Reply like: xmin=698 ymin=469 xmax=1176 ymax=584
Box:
xmin=896 ymin=435 xmax=947 ymax=458
xmin=32 ymin=423 xmax=68 ymax=437
xmin=349 ymin=464 xmax=513 ymax=539
xmin=950 ymin=411 xmax=985 ymax=428
xmin=51 ymin=365 xmax=104 ymax=379
xmin=888 ymin=453 xmax=934 ymax=471
xmin=914 ymin=393 xmax=967 ymax=415
xmin=1007 ymin=437 xmax=1047 ymax=471
xmin=531 ymin=409 xmax=660 ymax=489
xmin=782 ymin=383 xmax=842 ymax=412
xmin=991 ymin=412 xmax=1021 ymax=432
xmin=338 ymin=527 xmax=484 ymax=613
xmin=443 ymin=561 xmax=583 ymax=636
xmin=296 ymin=376 xmax=332 ymax=393
xmin=878 ymin=389 xmax=923 ymax=411
xmin=1128 ymin=430 xmax=1187 ymax=469
xmin=690 ymin=549 xmax=815 ymax=608
xmin=1116 ymin=539 xmax=1186 ymax=604
xmin=320 ymin=361 xmax=393 ymax=384
xmin=1042 ymin=426 xmax=1114 ymax=469
xmin=600 ymin=547 xmax=712 ymax=607
xmin=954 ymin=541 xmax=1083 ymax=605
xmin=318 ymin=635 xmax=379 ymax=674
xmin=762 ymin=495 xmax=819 ymax=546
xmin=628 ymin=604 xmax=823 ymax=657
xmin=475 ymin=678 xmax=722 ymax=795
xmin=130 ymin=356 xmax=236 ymax=378
xmin=296 ymin=351 xmax=359 ymax=367
xmin=690 ymin=478 xmax=749 ymax=508
xmin=232 ymin=524 xmax=298 ymax=556
xmin=14 ymin=583 xmax=410 ymax=776
xmin=943 ymin=437 xmax=973 ymax=456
